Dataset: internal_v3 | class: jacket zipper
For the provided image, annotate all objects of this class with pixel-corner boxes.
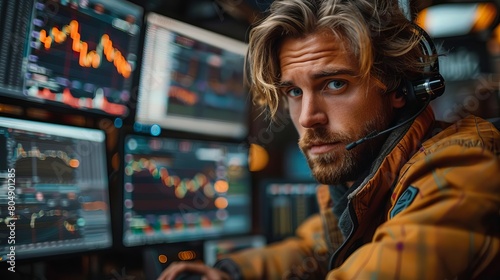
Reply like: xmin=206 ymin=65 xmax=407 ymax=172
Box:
xmin=328 ymin=200 xmax=358 ymax=269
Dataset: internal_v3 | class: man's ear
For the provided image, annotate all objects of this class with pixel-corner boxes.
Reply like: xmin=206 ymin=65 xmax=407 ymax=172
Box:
xmin=390 ymin=90 xmax=406 ymax=109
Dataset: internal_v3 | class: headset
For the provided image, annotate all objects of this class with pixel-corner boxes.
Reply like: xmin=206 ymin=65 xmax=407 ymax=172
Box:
xmin=345 ymin=24 xmax=446 ymax=150
xmin=398 ymin=24 xmax=446 ymax=105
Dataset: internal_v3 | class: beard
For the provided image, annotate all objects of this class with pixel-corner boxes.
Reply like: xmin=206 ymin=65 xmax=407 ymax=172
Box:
xmin=298 ymin=113 xmax=391 ymax=185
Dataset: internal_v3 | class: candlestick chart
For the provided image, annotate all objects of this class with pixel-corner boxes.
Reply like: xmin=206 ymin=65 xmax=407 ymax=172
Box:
xmin=122 ymin=135 xmax=252 ymax=246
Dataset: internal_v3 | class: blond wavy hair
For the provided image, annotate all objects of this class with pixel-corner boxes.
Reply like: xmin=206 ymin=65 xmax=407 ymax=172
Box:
xmin=246 ymin=0 xmax=435 ymax=118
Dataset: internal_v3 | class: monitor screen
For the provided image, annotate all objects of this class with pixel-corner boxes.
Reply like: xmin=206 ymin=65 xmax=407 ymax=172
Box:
xmin=135 ymin=13 xmax=249 ymax=138
xmin=203 ymin=235 xmax=266 ymax=266
xmin=0 ymin=0 xmax=143 ymax=117
xmin=261 ymin=180 xmax=321 ymax=242
xmin=122 ymin=135 xmax=252 ymax=247
xmin=0 ymin=116 xmax=112 ymax=261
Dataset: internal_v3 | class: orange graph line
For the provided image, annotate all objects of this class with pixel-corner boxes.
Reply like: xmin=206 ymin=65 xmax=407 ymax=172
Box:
xmin=38 ymin=20 xmax=132 ymax=78
xmin=15 ymin=144 xmax=80 ymax=168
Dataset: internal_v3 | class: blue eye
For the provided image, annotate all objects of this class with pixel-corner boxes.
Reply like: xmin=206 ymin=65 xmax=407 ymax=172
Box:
xmin=286 ymin=88 xmax=303 ymax=97
xmin=326 ymin=80 xmax=346 ymax=90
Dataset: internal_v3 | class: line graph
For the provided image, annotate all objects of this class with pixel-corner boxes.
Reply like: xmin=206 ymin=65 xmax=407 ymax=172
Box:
xmin=38 ymin=20 xmax=132 ymax=78
xmin=14 ymin=143 xmax=79 ymax=168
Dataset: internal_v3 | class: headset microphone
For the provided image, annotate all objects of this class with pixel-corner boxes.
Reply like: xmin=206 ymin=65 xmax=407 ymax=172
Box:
xmin=345 ymin=98 xmax=431 ymax=151
xmin=345 ymin=73 xmax=445 ymax=150
xmin=345 ymin=72 xmax=445 ymax=151
xmin=345 ymin=25 xmax=445 ymax=151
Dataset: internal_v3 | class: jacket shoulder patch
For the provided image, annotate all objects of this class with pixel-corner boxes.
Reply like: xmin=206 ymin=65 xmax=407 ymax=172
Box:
xmin=390 ymin=186 xmax=419 ymax=219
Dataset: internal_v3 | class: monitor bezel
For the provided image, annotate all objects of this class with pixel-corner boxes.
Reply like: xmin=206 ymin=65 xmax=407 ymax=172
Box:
xmin=120 ymin=132 xmax=253 ymax=247
xmin=0 ymin=116 xmax=114 ymax=262
xmin=0 ymin=0 xmax=144 ymax=120
xmin=134 ymin=12 xmax=250 ymax=139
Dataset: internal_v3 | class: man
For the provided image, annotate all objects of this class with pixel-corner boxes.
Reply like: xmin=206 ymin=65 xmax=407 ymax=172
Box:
xmin=158 ymin=0 xmax=500 ymax=279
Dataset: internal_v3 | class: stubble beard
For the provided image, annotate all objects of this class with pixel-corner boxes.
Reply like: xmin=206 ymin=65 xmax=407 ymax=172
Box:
xmin=299 ymin=115 xmax=390 ymax=185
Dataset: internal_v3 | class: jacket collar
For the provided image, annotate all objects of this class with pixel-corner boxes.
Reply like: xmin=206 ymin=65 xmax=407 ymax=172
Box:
xmin=348 ymin=106 xmax=435 ymax=215
xmin=329 ymin=106 xmax=436 ymax=268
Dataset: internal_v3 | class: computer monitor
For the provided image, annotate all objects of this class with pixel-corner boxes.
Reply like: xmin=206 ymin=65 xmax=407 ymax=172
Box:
xmin=122 ymin=134 xmax=252 ymax=247
xmin=0 ymin=0 xmax=143 ymax=117
xmin=0 ymin=116 xmax=112 ymax=261
xmin=261 ymin=180 xmax=321 ymax=242
xmin=135 ymin=13 xmax=249 ymax=138
xmin=203 ymin=235 xmax=266 ymax=266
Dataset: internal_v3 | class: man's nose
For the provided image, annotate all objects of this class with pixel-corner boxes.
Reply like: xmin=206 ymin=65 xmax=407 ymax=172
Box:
xmin=299 ymin=93 xmax=328 ymax=128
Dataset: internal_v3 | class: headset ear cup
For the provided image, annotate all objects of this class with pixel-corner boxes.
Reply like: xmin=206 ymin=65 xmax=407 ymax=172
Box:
xmin=400 ymin=25 xmax=446 ymax=106
xmin=406 ymin=73 xmax=446 ymax=104
xmin=418 ymin=74 xmax=445 ymax=101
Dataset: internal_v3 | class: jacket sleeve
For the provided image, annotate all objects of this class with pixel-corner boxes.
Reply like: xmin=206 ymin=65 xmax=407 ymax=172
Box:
xmin=221 ymin=213 xmax=331 ymax=279
xmin=327 ymin=135 xmax=500 ymax=279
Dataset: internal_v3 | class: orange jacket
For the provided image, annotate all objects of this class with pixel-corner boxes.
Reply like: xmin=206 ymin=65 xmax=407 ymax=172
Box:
xmin=224 ymin=107 xmax=500 ymax=279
